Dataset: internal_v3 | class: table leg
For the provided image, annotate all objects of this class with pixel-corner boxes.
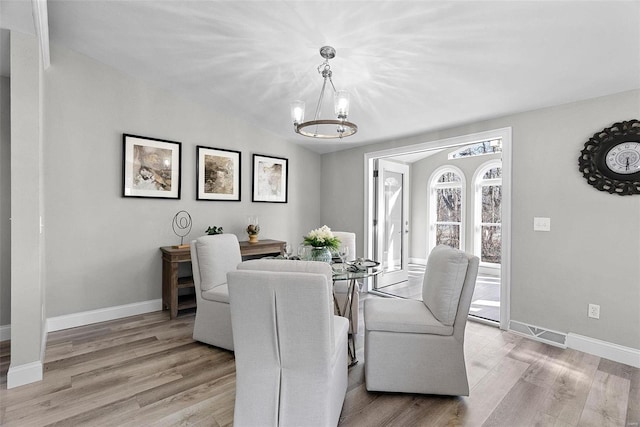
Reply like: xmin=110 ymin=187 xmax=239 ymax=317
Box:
xmin=338 ymin=278 xmax=358 ymax=367
xmin=333 ymin=290 xmax=342 ymax=317
xmin=161 ymin=256 xmax=170 ymax=312
xmin=169 ymin=261 xmax=178 ymax=320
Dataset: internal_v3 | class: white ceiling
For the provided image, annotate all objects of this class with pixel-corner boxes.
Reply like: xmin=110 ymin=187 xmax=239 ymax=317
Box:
xmin=1 ymin=1 xmax=639 ymax=153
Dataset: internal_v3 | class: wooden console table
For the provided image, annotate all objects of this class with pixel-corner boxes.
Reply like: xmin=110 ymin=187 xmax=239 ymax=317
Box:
xmin=160 ymin=239 xmax=285 ymax=319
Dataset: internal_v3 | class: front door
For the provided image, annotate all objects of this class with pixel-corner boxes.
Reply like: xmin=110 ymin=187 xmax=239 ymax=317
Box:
xmin=374 ymin=159 xmax=410 ymax=289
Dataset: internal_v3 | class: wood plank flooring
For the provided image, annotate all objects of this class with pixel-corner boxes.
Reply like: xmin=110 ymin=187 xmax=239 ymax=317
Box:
xmin=1 ymin=295 xmax=638 ymax=426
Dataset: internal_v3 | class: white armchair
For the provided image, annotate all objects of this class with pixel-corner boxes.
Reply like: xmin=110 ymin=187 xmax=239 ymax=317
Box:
xmin=228 ymin=260 xmax=348 ymax=427
xmin=364 ymin=245 xmax=479 ymax=395
xmin=332 ymin=231 xmax=359 ymax=333
xmin=189 ymin=234 xmax=242 ymax=351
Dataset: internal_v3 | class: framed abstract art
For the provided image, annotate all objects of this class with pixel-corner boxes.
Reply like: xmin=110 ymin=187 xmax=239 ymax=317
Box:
xmin=196 ymin=146 xmax=241 ymax=201
xmin=122 ymin=134 xmax=181 ymax=199
xmin=252 ymin=154 xmax=288 ymax=203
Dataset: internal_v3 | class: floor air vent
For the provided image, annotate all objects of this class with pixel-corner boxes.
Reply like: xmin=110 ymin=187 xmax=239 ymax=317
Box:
xmin=509 ymin=320 xmax=567 ymax=347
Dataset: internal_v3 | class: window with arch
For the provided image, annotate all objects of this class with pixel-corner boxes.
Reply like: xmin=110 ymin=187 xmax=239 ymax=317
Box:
xmin=429 ymin=166 xmax=465 ymax=251
xmin=448 ymin=138 xmax=502 ymax=159
xmin=473 ymin=160 xmax=502 ymax=264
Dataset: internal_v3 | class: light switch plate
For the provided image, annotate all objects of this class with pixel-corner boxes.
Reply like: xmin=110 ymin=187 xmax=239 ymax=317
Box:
xmin=533 ymin=217 xmax=551 ymax=232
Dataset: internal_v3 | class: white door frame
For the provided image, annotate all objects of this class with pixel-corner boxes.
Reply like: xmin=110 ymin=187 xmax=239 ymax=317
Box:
xmin=364 ymin=127 xmax=512 ymax=330
xmin=374 ymin=159 xmax=410 ymax=288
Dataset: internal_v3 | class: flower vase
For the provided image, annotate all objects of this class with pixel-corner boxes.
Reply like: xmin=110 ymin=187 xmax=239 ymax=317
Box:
xmin=309 ymin=246 xmax=332 ymax=263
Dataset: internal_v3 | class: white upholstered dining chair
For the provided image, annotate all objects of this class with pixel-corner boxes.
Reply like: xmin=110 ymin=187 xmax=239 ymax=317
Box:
xmin=228 ymin=259 xmax=348 ymax=427
xmin=189 ymin=233 xmax=242 ymax=351
xmin=364 ymin=244 xmax=479 ymax=396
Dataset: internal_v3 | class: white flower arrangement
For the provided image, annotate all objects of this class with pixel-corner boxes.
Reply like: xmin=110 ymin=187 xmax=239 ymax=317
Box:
xmin=303 ymin=225 xmax=341 ymax=250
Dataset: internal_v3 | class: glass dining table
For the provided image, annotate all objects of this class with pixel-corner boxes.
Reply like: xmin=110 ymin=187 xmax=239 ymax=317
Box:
xmin=263 ymin=256 xmax=382 ymax=367
xmin=332 ymin=264 xmax=383 ymax=367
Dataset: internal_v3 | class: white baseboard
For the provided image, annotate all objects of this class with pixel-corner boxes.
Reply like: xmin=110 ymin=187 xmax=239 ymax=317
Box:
xmin=47 ymin=299 xmax=163 ymax=332
xmin=4 ymin=300 xmax=161 ymax=389
xmin=7 ymin=360 xmax=43 ymax=389
xmin=567 ymin=333 xmax=640 ymax=368
xmin=508 ymin=320 xmax=640 ymax=368
xmin=409 ymin=257 xmax=427 ymax=265
xmin=0 ymin=324 xmax=10 ymax=341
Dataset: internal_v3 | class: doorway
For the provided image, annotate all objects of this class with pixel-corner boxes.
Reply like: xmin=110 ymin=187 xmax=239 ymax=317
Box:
xmin=364 ymin=128 xmax=512 ymax=330
xmin=373 ymin=159 xmax=410 ymax=290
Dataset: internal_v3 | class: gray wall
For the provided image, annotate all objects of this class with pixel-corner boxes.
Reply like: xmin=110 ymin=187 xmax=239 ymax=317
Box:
xmin=0 ymin=75 xmax=10 ymax=326
xmin=321 ymin=89 xmax=640 ymax=350
xmin=42 ymin=41 xmax=322 ymax=317
xmin=410 ymin=149 xmax=501 ymax=259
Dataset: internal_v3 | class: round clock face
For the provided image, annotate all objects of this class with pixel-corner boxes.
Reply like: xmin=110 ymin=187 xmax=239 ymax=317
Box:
xmin=578 ymin=120 xmax=640 ymax=196
xmin=605 ymin=142 xmax=640 ymax=175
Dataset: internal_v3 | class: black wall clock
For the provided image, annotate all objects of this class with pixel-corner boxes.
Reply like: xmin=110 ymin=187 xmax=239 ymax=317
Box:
xmin=578 ymin=119 xmax=640 ymax=195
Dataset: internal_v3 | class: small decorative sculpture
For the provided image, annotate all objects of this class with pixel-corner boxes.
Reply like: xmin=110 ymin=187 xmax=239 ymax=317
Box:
xmin=172 ymin=210 xmax=192 ymax=248
xmin=246 ymin=215 xmax=260 ymax=243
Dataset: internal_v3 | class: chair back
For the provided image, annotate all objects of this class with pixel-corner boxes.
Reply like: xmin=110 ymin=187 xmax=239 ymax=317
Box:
xmin=237 ymin=259 xmax=334 ymax=338
xmin=227 ymin=266 xmax=337 ymax=425
xmin=422 ymin=245 xmax=479 ymax=340
xmin=238 ymin=258 xmax=333 ymax=286
xmin=191 ymin=234 xmax=242 ymax=293
xmin=332 ymin=231 xmax=356 ymax=259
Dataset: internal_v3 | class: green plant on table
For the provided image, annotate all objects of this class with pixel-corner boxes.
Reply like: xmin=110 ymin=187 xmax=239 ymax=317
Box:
xmin=206 ymin=226 xmax=224 ymax=235
xmin=303 ymin=225 xmax=341 ymax=250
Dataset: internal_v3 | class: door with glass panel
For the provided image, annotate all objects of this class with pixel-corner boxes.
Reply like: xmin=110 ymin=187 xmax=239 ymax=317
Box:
xmin=475 ymin=163 xmax=502 ymax=266
xmin=374 ymin=159 xmax=410 ymax=289
xmin=471 ymin=162 xmax=502 ymax=323
xmin=429 ymin=167 xmax=465 ymax=252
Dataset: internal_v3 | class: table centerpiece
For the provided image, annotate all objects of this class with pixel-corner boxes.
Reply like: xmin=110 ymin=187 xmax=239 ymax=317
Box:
xmin=302 ymin=225 xmax=341 ymax=263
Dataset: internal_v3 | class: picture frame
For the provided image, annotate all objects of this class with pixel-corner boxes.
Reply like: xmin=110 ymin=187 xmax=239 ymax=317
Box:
xmin=122 ymin=134 xmax=182 ymax=199
xmin=252 ymin=154 xmax=288 ymax=203
xmin=196 ymin=145 xmax=242 ymax=201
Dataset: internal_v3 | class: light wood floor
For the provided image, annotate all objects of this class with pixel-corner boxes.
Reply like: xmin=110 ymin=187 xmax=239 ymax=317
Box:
xmin=1 ymin=296 xmax=638 ymax=427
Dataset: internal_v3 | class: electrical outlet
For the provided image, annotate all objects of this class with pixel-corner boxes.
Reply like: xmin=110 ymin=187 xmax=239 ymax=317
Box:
xmin=533 ymin=217 xmax=551 ymax=232
xmin=588 ymin=304 xmax=600 ymax=319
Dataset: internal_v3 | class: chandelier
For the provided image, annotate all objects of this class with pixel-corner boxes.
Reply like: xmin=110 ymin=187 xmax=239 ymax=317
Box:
xmin=290 ymin=46 xmax=358 ymax=139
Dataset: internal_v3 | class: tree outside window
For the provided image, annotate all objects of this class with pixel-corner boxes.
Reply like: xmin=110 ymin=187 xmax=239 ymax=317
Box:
xmin=429 ymin=167 xmax=465 ymax=251
xmin=476 ymin=164 xmax=502 ymax=264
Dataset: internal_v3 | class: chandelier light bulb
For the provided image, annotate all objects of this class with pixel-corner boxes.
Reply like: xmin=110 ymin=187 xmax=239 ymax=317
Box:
xmin=290 ymin=100 xmax=305 ymax=125
xmin=334 ymin=91 xmax=350 ymax=119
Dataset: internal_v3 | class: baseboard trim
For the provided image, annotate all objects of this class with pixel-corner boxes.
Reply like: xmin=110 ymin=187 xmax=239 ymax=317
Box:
xmin=567 ymin=333 xmax=640 ymax=368
xmin=409 ymin=257 xmax=427 ymax=265
xmin=7 ymin=360 xmax=43 ymax=389
xmin=47 ymin=299 xmax=163 ymax=332
xmin=0 ymin=324 xmax=10 ymax=341
xmin=508 ymin=321 xmax=640 ymax=368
